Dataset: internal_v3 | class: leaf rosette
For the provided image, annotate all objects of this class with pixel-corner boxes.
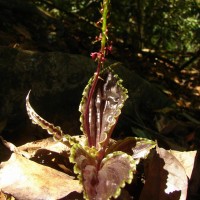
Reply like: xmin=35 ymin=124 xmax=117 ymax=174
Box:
xmin=70 ymin=143 xmax=136 ymax=200
xmin=26 ymin=67 xmax=151 ymax=200
xmin=71 ymin=68 xmax=137 ymax=199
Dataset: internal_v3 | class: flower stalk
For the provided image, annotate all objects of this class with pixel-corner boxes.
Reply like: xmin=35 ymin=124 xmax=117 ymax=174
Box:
xmin=84 ymin=0 xmax=111 ymax=147
xmin=100 ymin=0 xmax=110 ymax=58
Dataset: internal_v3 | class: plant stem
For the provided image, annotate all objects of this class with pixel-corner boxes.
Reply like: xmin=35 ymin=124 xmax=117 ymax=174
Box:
xmin=84 ymin=0 xmax=110 ymax=147
xmin=100 ymin=0 xmax=110 ymax=58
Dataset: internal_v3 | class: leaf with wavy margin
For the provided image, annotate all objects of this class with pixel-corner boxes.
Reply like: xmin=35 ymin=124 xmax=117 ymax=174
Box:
xmin=26 ymin=91 xmax=79 ymax=146
xmin=70 ymin=144 xmax=136 ymax=200
xmin=79 ymin=69 xmax=128 ymax=150
xmin=26 ymin=91 xmax=64 ymax=140
xmin=69 ymin=144 xmax=98 ymax=199
xmin=106 ymin=137 xmax=156 ymax=161
xmin=132 ymin=138 xmax=156 ymax=164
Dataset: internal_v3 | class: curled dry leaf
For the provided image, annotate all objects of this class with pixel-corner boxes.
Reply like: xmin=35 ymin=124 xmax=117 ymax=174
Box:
xmin=156 ymin=146 xmax=197 ymax=200
xmin=0 ymin=153 xmax=82 ymax=200
xmin=140 ymin=147 xmax=197 ymax=200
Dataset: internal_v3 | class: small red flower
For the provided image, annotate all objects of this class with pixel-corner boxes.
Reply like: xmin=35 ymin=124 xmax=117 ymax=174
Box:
xmin=90 ymin=52 xmax=98 ymax=60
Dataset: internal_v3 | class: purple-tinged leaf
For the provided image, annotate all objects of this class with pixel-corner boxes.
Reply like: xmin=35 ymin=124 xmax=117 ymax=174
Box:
xmin=79 ymin=69 xmax=128 ymax=150
xmin=106 ymin=137 xmax=138 ymax=155
xmin=96 ymin=151 xmax=136 ymax=200
xmin=70 ymin=144 xmax=136 ymax=200
xmin=26 ymin=91 xmax=63 ymax=141
xmin=69 ymin=144 xmax=98 ymax=199
xmin=132 ymin=138 xmax=156 ymax=164
xmin=106 ymin=137 xmax=156 ymax=162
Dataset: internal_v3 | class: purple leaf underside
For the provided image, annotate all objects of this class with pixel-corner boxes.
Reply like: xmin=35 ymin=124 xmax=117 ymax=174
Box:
xmin=106 ymin=137 xmax=156 ymax=159
xmin=70 ymin=144 xmax=136 ymax=200
xmin=80 ymin=69 xmax=128 ymax=149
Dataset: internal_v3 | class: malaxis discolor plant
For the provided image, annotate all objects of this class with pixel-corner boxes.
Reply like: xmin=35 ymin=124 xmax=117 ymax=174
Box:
xmin=26 ymin=0 xmax=156 ymax=199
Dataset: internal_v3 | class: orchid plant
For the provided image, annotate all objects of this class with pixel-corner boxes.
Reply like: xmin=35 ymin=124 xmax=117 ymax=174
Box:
xmin=26 ymin=0 xmax=156 ymax=199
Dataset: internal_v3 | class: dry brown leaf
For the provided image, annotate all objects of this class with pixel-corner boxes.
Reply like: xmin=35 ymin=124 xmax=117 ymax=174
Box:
xmin=0 ymin=191 xmax=6 ymax=200
xmin=140 ymin=151 xmax=181 ymax=200
xmin=169 ymin=149 xmax=197 ymax=179
xmin=0 ymin=153 xmax=82 ymax=200
xmin=17 ymin=136 xmax=86 ymax=159
xmin=156 ymin=146 xmax=197 ymax=200
xmin=140 ymin=148 xmax=197 ymax=200
xmin=17 ymin=137 xmax=69 ymax=158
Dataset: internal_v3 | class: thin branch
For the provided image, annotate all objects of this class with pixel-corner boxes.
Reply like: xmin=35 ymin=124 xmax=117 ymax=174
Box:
xmin=179 ymin=49 xmax=200 ymax=70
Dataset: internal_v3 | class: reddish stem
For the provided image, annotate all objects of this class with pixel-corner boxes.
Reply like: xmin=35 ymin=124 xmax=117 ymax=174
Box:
xmin=83 ymin=58 xmax=103 ymax=147
xmin=84 ymin=0 xmax=109 ymax=147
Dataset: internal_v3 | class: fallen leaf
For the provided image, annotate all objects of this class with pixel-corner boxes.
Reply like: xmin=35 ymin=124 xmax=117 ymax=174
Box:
xmin=156 ymin=146 xmax=197 ymax=200
xmin=0 ymin=191 xmax=7 ymax=200
xmin=140 ymin=151 xmax=181 ymax=200
xmin=17 ymin=137 xmax=69 ymax=158
xmin=168 ymin=149 xmax=197 ymax=179
xmin=0 ymin=153 xmax=82 ymax=200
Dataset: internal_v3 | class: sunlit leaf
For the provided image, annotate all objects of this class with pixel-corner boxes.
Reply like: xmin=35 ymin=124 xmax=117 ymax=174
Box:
xmin=69 ymin=143 xmax=98 ymax=199
xmin=0 ymin=153 xmax=82 ymax=200
xmin=168 ymin=150 xmax=197 ymax=179
xmin=96 ymin=151 xmax=136 ymax=200
xmin=132 ymin=138 xmax=156 ymax=163
xmin=139 ymin=150 xmax=181 ymax=200
xmin=106 ymin=137 xmax=156 ymax=161
xmin=17 ymin=137 xmax=68 ymax=158
xmin=79 ymin=68 xmax=128 ymax=150
xmin=156 ymin=146 xmax=197 ymax=200
xmin=70 ymin=144 xmax=136 ymax=200
xmin=26 ymin=91 xmax=63 ymax=140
